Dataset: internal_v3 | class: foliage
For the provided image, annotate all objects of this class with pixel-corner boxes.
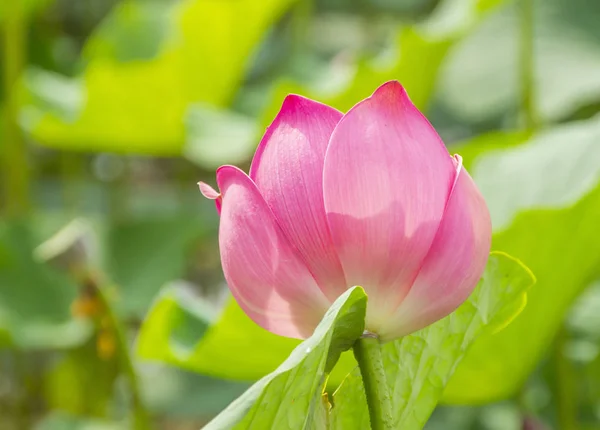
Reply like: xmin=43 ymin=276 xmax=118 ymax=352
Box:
xmin=1 ymin=0 xmax=600 ymax=427
xmin=198 ymin=254 xmax=532 ymax=428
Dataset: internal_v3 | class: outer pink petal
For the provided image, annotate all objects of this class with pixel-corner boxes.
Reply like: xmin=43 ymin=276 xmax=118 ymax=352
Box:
xmin=216 ymin=165 xmax=330 ymax=339
xmin=249 ymin=95 xmax=347 ymax=301
xmin=322 ymin=81 xmax=456 ymax=332
xmin=378 ymin=156 xmax=492 ymax=341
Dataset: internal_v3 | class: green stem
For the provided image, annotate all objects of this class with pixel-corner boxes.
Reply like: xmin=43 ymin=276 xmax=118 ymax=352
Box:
xmin=2 ymin=0 xmax=30 ymax=217
xmin=352 ymin=335 xmax=393 ymax=430
xmin=519 ymin=0 xmax=538 ymax=131
xmin=93 ymin=276 xmax=152 ymax=430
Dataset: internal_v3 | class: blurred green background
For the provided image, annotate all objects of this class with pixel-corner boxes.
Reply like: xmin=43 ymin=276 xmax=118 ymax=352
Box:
xmin=1 ymin=0 xmax=599 ymax=428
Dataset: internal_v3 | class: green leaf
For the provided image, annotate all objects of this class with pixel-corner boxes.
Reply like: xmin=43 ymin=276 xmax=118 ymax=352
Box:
xmin=328 ymin=371 xmax=370 ymax=429
xmin=136 ymin=282 xmax=221 ymax=368
xmin=329 ymin=253 xmax=534 ymax=429
xmin=439 ymin=0 xmax=600 ymax=122
xmin=137 ymin=281 xmax=305 ymax=379
xmin=23 ymin=0 xmax=296 ymax=155
xmin=203 ymin=287 xmax=367 ymax=429
xmin=442 ymin=115 xmax=600 ymax=403
xmin=0 ymin=221 xmax=92 ymax=349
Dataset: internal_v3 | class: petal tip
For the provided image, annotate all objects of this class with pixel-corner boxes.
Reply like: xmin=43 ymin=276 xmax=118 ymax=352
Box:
xmin=198 ymin=180 xmax=223 ymax=214
xmin=343 ymin=80 xmax=414 ymax=119
xmin=275 ymin=94 xmax=312 ymax=122
xmin=279 ymin=93 xmax=343 ymax=117
xmin=372 ymin=80 xmax=408 ymax=99
xmin=215 ymin=165 xmax=249 ymax=190
xmin=280 ymin=93 xmax=307 ymax=109
xmin=198 ymin=181 xmax=220 ymax=200
xmin=250 ymin=94 xmax=342 ymax=180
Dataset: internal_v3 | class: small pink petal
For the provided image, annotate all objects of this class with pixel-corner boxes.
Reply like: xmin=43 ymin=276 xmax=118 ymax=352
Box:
xmin=198 ymin=181 xmax=222 ymax=213
xmin=198 ymin=181 xmax=220 ymax=199
xmin=379 ymin=156 xmax=492 ymax=341
xmin=250 ymin=95 xmax=347 ymax=301
xmin=322 ymin=81 xmax=456 ymax=332
xmin=216 ymin=165 xmax=330 ymax=339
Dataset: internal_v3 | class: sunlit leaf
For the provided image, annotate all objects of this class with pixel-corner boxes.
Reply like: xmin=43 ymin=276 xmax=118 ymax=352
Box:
xmin=23 ymin=0 xmax=296 ymax=155
xmin=136 ymin=282 xmax=218 ymax=369
xmin=203 ymin=287 xmax=367 ymax=429
xmin=137 ymin=282 xmax=299 ymax=380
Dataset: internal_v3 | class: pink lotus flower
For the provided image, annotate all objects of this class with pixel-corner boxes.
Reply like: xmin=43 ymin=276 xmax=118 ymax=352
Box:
xmin=199 ymin=81 xmax=491 ymax=342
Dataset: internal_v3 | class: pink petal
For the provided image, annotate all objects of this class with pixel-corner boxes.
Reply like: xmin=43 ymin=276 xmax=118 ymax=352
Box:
xmin=379 ymin=156 xmax=492 ymax=341
xmin=198 ymin=181 xmax=222 ymax=213
xmin=249 ymin=95 xmax=347 ymax=301
xmin=216 ymin=165 xmax=330 ymax=339
xmin=322 ymin=81 xmax=456 ymax=332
